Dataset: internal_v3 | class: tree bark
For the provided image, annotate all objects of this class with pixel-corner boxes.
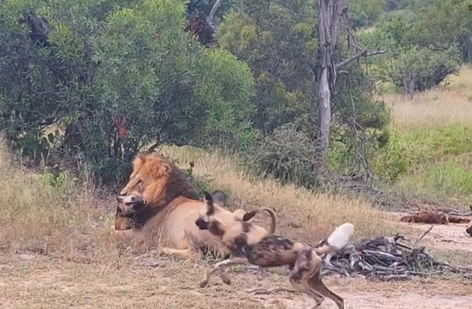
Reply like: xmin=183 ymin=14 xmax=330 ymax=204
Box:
xmin=316 ymin=0 xmax=345 ymax=169
xmin=317 ymin=67 xmax=331 ymax=167
xmin=315 ymin=0 xmax=385 ymax=171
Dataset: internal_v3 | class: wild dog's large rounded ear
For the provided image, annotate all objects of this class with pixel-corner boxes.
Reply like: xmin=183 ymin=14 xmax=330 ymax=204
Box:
xmin=242 ymin=210 xmax=258 ymax=222
xmin=202 ymin=191 xmax=215 ymax=215
xmin=211 ymin=190 xmax=227 ymax=206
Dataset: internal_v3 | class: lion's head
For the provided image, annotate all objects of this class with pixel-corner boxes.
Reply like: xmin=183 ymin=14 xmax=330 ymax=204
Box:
xmin=119 ymin=151 xmax=200 ymax=208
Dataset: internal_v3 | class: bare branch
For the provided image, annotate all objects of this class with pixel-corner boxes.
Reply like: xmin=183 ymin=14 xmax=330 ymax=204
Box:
xmin=335 ymin=50 xmax=386 ymax=70
xmin=208 ymin=0 xmax=224 ymax=22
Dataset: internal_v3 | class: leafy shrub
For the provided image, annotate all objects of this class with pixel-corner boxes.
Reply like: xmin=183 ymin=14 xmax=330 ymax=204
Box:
xmin=0 ymin=0 xmax=256 ymax=184
xmin=247 ymin=122 xmax=320 ymax=188
xmin=359 ymin=14 xmax=460 ymax=97
xmin=181 ymin=161 xmax=213 ymax=196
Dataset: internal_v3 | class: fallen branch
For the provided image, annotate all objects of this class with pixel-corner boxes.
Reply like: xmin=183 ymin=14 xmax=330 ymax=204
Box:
xmin=316 ymin=230 xmax=472 ymax=281
xmin=246 ymin=287 xmax=298 ymax=295
xmin=413 ymin=225 xmax=433 ymax=248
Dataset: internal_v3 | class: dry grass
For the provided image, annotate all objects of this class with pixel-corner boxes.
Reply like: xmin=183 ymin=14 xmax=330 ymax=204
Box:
xmin=161 ymin=145 xmax=394 ymax=243
xmin=2 ymin=72 xmax=472 ymax=308
xmin=1 ymin=141 xmax=468 ymax=309
xmin=385 ymin=65 xmax=472 ymax=132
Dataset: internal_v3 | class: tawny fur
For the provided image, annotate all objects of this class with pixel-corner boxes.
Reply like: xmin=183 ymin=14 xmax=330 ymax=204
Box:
xmin=112 ymin=191 xmax=277 ymax=258
xmin=399 ymin=210 xmax=448 ymax=225
xmin=113 ymin=152 xmax=200 ymax=231
xmin=195 ymin=191 xmax=354 ymax=309
xmin=110 ymin=152 xmax=278 ymax=258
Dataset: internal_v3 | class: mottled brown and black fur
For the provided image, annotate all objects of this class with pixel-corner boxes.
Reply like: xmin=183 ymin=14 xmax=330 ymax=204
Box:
xmin=195 ymin=191 xmax=354 ymax=309
xmin=211 ymin=190 xmax=227 ymax=206
xmin=466 ymin=225 xmax=472 ymax=237
xmin=115 ymin=193 xmax=147 ymax=230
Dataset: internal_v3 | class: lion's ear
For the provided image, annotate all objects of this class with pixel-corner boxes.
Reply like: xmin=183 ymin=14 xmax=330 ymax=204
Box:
xmin=132 ymin=152 xmax=147 ymax=173
xmin=160 ymin=162 xmax=170 ymax=175
xmin=242 ymin=210 xmax=258 ymax=222
xmin=203 ymin=191 xmax=215 ymax=215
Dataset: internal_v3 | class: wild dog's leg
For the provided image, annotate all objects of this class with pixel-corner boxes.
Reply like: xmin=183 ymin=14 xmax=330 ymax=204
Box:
xmin=307 ymin=270 xmax=344 ymax=309
xmin=289 ymin=272 xmax=325 ymax=309
xmin=199 ymin=257 xmax=249 ymax=288
xmin=289 ymin=248 xmax=327 ymax=309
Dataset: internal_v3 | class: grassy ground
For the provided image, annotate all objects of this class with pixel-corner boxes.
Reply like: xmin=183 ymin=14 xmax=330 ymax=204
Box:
xmin=376 ymin=65 xmax=472 ymax=206
xmin=2 ymin=67 xmax=472 ymax=308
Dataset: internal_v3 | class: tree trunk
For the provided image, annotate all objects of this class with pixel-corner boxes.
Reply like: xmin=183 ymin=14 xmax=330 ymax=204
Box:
xmin=316 ymin=0 xmax=343 ymax=169
xmin=317 ymin=67 xmax=331 ymax=166
xmin=314 ymin=0 xmax=385 ymax=172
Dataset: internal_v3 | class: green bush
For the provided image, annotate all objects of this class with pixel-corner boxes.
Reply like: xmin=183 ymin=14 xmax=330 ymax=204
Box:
xmin=246 ymin=122 xmax=321 ymax=188
xmin=373 ymin=124 xmax=472 ymax=198
xmin=0 ymin=0 xmax=256 ymax=184
xmin=359 ymin=13 xmax=461 ymax=96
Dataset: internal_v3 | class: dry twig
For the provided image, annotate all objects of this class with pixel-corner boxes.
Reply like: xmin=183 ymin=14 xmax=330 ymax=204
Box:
xmin=315 ymin=231 xmax=472 ymax=281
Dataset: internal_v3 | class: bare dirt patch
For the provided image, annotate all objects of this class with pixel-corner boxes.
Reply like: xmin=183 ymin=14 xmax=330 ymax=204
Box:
xmin=0 ymin=140 xmax=471 ymax=309
xmin=386 ymin=211 xmax=472 ymax=253
xmin=1 ymin=254 xmax=471 ymax=309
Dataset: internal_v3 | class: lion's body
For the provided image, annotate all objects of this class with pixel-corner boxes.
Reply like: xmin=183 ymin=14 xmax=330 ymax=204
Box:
xmin=111 ymin=152 xmax=276 ymax=259
xmin=112 ymin=195 xmax=252 ymax=257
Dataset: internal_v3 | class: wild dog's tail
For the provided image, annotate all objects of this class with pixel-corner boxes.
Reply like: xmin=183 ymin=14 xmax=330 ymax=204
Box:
xmin=241 ymin=208 xmax=277 ymax=234
xmin=314 ymin=223 xmax=354 ymax=255
xmin=261 ymin=208 xmax=277 ymax=234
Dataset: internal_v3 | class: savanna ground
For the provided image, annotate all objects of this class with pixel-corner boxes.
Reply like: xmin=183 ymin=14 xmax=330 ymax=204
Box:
xmin=2 ymin=69 xmax=472 ymax=309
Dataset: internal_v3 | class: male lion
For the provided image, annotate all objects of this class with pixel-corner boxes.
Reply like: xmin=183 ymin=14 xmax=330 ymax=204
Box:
xmin=113 ymin=151 xmax=200 ymax=231
xmin=111 ymin=151 xmax=277 ymax=259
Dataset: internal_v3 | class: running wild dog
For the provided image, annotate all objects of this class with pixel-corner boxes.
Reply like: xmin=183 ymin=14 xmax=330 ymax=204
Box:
xmin=195 ymin=191 xmax=354 ymax=309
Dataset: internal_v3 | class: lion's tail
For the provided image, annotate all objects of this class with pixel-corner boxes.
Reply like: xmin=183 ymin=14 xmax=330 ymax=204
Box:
xmin=260 ymin=208 xmax=277 ymax=234
xmin=314 ymin=222 xmax=354 ymax=255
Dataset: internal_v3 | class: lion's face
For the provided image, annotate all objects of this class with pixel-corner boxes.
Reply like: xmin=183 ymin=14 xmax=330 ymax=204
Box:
xmin=116 ymin=193 xmax=146 ymax=215
xmin=119 ymin=152 xmax=170 ymax=196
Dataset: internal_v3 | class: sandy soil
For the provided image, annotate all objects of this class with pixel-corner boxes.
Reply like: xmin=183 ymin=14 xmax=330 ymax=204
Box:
xmin=1 ymin=248 xmax=471 ymax=309
xmin=1 ymin=212 xmax=471 ymax=309
xmin=274 ymin=292 xmax=472 ymax=309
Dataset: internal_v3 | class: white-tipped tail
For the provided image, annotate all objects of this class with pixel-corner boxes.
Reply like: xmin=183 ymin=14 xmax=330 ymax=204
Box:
xmin=327 ymin=222 xmax=354 ymax=250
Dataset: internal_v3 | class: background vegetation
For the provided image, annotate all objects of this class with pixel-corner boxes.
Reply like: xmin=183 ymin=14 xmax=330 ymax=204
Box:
xmin=1 ymin=1 xmax=472 ymax=307
xmin=1 ymin=0 xmax=472 ymax=205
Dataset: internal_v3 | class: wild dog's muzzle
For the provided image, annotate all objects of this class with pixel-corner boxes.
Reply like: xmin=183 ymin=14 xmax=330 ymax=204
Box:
xmin=116 ymin=194 xmax=146 ymax=214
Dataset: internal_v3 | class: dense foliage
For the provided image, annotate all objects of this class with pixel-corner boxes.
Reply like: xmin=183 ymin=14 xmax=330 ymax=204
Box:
xmin=356 ymin=0 xmax=469 ymax=97
xmin=0 ymin=0 xmax=468 ymax=188
xmin=0 ymin=0 xmax=256 ymax=183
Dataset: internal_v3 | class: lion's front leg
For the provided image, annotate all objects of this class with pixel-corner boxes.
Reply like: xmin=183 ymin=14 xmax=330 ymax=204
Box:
xmin=109 ymin=228 xmax=140 ymax=243
xmin=161 ymin=247 xmax=196 ymax=259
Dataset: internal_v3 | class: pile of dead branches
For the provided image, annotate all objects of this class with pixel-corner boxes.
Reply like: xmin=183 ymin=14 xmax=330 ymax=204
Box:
xmin=318 ymin=226 xmax=472 ymax=281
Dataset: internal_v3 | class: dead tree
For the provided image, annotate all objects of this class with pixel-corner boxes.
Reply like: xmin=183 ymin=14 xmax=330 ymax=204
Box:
xmin=315 ymin=0 xmax=385 ymax=171
xmin=185 ymin=0 xmax=224 ymax=48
